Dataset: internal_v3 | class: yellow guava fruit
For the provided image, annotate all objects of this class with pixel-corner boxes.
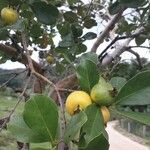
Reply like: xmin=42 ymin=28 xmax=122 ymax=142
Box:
xmin=100 ymin=106 xmax=110 ymax=124
xmin=65 ymin=91 xmax=92 ymax=115
xmin=1 ymin=7 xmax=19 ymax=24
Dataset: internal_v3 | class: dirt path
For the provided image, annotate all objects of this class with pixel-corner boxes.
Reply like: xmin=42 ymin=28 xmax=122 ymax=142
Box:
xmin=106 ymin=121 xmax=150 ymax=150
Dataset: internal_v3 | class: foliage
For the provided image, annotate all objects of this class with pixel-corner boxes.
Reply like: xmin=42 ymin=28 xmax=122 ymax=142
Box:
xmin=0 ymin=0 xmax=150 ymax=149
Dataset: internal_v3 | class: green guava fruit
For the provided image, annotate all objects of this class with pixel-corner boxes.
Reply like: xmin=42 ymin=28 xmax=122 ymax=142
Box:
xmin=90 ymin=77 xmax=115 ymax=106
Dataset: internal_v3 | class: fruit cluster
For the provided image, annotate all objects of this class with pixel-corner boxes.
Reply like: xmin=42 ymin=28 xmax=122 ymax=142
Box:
xmin=65 ymin=77 xmax=115 ymax=125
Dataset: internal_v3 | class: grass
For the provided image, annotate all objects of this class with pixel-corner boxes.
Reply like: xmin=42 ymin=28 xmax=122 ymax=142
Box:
xmin=0 ymin=96 xmax=53 ymax=150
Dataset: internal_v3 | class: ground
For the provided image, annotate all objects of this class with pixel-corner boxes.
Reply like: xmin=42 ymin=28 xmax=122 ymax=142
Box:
xmin=106 ymin=121 xmax=150 ymax=150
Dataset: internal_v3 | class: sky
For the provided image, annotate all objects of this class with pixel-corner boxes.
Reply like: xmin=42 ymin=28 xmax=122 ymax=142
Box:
xmin=0 ymin=0 xmax=150 ymax=69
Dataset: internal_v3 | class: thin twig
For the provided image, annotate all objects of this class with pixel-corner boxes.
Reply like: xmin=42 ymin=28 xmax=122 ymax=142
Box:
xmin=21 ymin=32 xmax=35 ymax=72
xmin=0 ymin=75 xmax=32 ymax=132
xmin=21 ymin=32 xmax=67 ymax=149
xmin=0 ymin=69 xmax=28 ymax=89
xmin=0 ymin=75 xmax=18 ymax=89
xmin=129 ymin=46 xmax=150 ymax=49
xmin=57 ymin=88 xmax=75 ymax=92
xmin=126 ymin=49 xmax=143 ymax=69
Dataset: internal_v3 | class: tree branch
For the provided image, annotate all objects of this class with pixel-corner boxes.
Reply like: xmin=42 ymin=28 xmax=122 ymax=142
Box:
xmin=91 ymin=8 xmax=125 ymax=52
xmin=0 ymin=44 xmax=43 ymax=74
xmin=98 ymin=32 xmax=145 ymax=61
xmin=101 ymin=27 xmax=145 ymax=66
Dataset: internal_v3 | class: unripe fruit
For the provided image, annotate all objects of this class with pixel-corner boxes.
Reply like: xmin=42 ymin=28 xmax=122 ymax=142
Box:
xmin=1 ymin=7 xmax=19 ymax=24
xmin=65 ymin=91 xmax=92 ymax=116
xmin=46 ymin=55 xmax=54 ymax=64
xmin=100 ymin=106 xmax=110 ymax=124
xmin=90 ymin=77 xmax=114 ymax=106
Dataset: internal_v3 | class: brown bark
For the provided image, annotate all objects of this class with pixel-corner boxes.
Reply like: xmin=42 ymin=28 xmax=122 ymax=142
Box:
xmin=50 ymin=74 xmax=77 ymax=101
xmin=0 ymin=44 xmax=44 ymax=93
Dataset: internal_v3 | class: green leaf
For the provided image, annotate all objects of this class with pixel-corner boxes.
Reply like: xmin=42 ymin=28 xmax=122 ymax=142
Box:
xmin=64 ymin=111 xmax=87 ymax=143
xmin=30 ymin=142 xmax=52 ymax=150
xmin=115 ymin=71 xmax=150 ymax=106
xmin=57 ymin=23 xmax=71 ymax=37
xmin=119 ymin=0 xmax=146 ymax=8
xmin=0 ymin=0 xmax=8 ymax=11
xmin=31 ymin=148 xmax=50 ymax=150
xmin=8 ymin=0 xmax=22 ymax=6
xmin=82 ymin=134 xmax=109 ymax=150
xmin=73 ymin=43 xmax=87 ymax=55
xmin=112 ymin=108 xmax=150 ymax=126
xmin=80 ymin=52 xmax=99 ymax=64
xmin=59 ymin=33 xmax=74 ymax=47
xmin=110 ymin=77 xmax=126 ymax=91
xmin=63 ymin=11 xmax=78 ymax=23
xmin=0 ymin=28 xmax=8 ymax=40
xmin=71 ymin=24 xmax=83 ymax=38
xmin=67 ymin=0 xmax=76 ymax=5
xmin=135 ymin=36 xmax=146 ymax=46
xmin=55 ymin=62 xmax=65 ymax=74
xmin=9 ymin=18 xmax=27 ymax=32
xmin=83 ymin=18 xmax=97 ymax=29
xmin=30 ymin=23 xmax=43 ymax=38
xmin=108 ymin=1 xmax=121 ymax=15
xmin=82 ymin=32 xmax=97 ymax=40
xmin=8 ymin=115 xmax=47 ymax=143
xmin=76 ymin=59 xmax=99 ymax=93
xmin=79 ymin=104 xmax=108 ymax=149
xmin=23 ymin=94 xmax=58 ymax=143
xmin=31 ymin=2 xmax=59 ymax=25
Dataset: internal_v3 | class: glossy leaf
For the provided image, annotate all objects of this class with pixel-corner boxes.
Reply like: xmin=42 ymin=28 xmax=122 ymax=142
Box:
xmin=83 ymin=18 xmax=97 ymax=29
xmin=31 ymin=148 xmax=50 ymax=150
xmin=0 ymin=29 xmax=8 ymax=40
xmin=23 ymin=94 xmax=58 ymax=143
xmin=9 ymin=18 xmax=27 ymax=32
xmin=135 ymin=36 xmax=146 ymax=46
xmin=64 ymin=111 xmax=87 ymax=143
xmin=31 ymin=2 xmax=59 ymax=25
xmin=8 ymin=115 xmax=47 ymax=143
xmin=57 ymin=23 xmax=71 ymax=37
xmin=80 ymin=52 xmax=99 ymax=64
xmin=73 ymin=43 xmax=87 ymax=55
xmin=59 ymin=33 xmax=74 ymax=47
xmin=63 ymin=11 xmax=78 ymax=23
xmin=119 ymin=0 xmax=146 ymax=8
xmin=115 ymin=71 xmax=150 ymax=105
xmin=110 ymin=77 xmax=126 ymax=91
xmin=0 ymin=0 xmax=8 ymax=10
xmin=71 ymin=24 xmax=83 ymax=38
xmin=82 ymin=134 xmax=109 ymax=150
xmin=108 ymin=1 xmax=121 ymax=15
xmin=82 ymin=32 xmax=97 ymax=40
xmin=79 ymin=104 xmax=108 ymax=149
xmin=76 ymin=59 xmax=99 ymax=93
